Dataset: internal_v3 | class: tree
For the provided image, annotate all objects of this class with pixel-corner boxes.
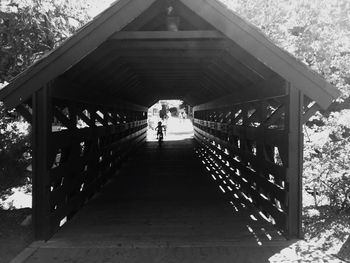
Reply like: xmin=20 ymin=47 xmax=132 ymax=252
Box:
xmin=0 ymin=0 xmax=93 ymax=193
xmin=304 ymin=111 xmax=350 ymax=211
xmin=0 ymin=100 xmax=30 ymax=193
xmin=0 ymin=0 xmax=92 ymax=83
xmin=221 ymin=0 xmax=350 ymax=212
xmin=221 ymin=0 xmax=350 ymax=103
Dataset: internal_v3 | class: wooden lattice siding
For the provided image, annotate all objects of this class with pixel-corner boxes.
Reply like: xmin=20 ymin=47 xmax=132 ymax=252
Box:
xmin=23 ymin=85 xmax=148 ymax=239
xmin=193 ymin=90 xmax=301 ymax=237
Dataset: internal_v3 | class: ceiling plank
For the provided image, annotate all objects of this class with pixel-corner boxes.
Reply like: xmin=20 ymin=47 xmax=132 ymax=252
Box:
xmin=204 ymin=63 xmax=248 ymax=88
xmin=110 ymin=30 xmax=224 ymax=40
xmin=113 ymin=56 xmax=215 ymax=64
xmin=200 ymin=70 xmax=233 ymax=94
xmin=193 ymin=77 xmax=286 ymax=111
xmin=102 ymin=68 xmax=141 ymax=93
xmin=51 ymin=77 xmax=148 ymax=111
xmin=105 ymin=39 xmax=227 ymax=50
xmin=67 ymin=49 xmax=222 ymax=84
xmin=81 ymin=61 xmax=130 ymax=87
xmin=180 ymin=0 xmax=339 ymax=108
xmin=173 ymin=0 xmax=216 ymax=30
xmin=121 ymin=0 xmax=165 ymax=31
xmin=211 ymin=59 xmax=254 ymax=85
xmin=198 ymin=77 xmax=227 ymax=97
xmin=224 ymin=43 xmax=278 ymax=80
xmin=0 ymin=0 xmax=158 ymax=108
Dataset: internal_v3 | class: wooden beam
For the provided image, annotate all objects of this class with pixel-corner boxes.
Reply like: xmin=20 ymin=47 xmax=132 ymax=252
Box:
xmin=53 ymin=107 xmax=74 ymax=129
xmin=109 ymin=76 xmax=141 ymax=96
xmin=172 ymin=0 xmax=215 ymax=30
xmin=303 ymin=102 xmax=321 ymax=123
xmin=32 ymin=84 xmax=52 ymax=240
xmin=65 ymin=42 xmax=116 ymax=80
xmin=111 ymin=56 xmax=215 ymax=65
xmin=16 ymin=104 xmax=32 ymax=124
xmin=264 ymin=105 xmax=285 ymax=126
xmin=197 ymin=79 xmax=225 ymax=97
xmin=205 ymin=63 xmax=247 ymax=88
xmin=110 ymin=30 xmax=224 ymax=40
xmin=105 ymin=39 xmax=227 ymax=50
xmin=51 ymin=77 xmax=148 ymax=112
xmin=86 ymin=65 xmax=137 ymax=91
xmin=121 ymin=0 xmax=165 ymax=31
xmin=193 ymin=76 xmax=285 ymax=111
xmin=224 ymin=43 xmax=277 ymax=80
xmin=68 ymin=50 xmax=222 ymax=87
xmin=200 ymin=70 xmax=236 ymax=94
xmin=0 ymin=0 xmax=157 ymax=108
xmin=106 ymin=49 xmax=223 ymax=58
xmin=180 ymin=0 xmax=339 ymax=108
xmin=82 ymin=62 xmax=134 ymax=88
xmin=209 ymin=60 xmax=253 ymax=86
xmin=218 ymin=53 xmax=264 ymax=84
xmin=286 ymin=83 xmax=303 ymax=238
xmin=126 ymin=64 xmax=204 ymax=71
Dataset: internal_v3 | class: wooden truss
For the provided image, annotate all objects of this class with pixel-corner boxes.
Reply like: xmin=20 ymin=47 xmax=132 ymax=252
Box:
xmin=193 ymin=84 xmax=317 ymax=238
xmin=18 ymin=84 xmax=147 ymax=239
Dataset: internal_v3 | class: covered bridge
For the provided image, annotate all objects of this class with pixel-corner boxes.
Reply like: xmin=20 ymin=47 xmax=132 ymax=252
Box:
xmin=0 ymin=0 xmax=339 ymax=254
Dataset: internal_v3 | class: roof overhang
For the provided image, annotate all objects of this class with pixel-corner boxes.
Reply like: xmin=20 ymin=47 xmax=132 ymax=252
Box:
xmin=0 ymin=0 xmax=339 ymax=110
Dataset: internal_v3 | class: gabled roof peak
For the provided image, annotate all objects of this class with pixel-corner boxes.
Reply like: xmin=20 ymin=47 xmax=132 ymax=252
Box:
xmin=0 ymin=0 xmax=339 ymax=109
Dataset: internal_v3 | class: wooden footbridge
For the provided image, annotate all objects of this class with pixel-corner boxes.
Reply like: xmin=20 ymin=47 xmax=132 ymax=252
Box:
xmin=0 ymin=0 xmax=339 ymax=261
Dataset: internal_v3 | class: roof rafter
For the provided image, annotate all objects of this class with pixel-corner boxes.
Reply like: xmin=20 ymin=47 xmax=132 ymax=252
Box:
xmin=180 ymin=0 xmax=339 ymax=108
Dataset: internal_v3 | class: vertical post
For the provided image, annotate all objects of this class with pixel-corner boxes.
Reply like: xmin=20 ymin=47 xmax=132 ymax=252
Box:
xmin=286 ymin=83 xmax=303 ymax=238
xmin=32 ymin=85 xmax=52 ymax=240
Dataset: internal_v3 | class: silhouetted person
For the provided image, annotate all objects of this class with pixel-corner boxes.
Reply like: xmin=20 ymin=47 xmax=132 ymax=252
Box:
xmin=155 ymin=121 xmax=166 ymax=139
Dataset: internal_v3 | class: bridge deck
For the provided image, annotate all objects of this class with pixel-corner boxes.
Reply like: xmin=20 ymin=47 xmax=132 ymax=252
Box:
xmin=23 ymin=137 xmax=293 ymax=262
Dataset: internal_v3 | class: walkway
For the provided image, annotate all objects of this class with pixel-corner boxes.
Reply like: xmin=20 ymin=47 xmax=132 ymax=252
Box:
xmin=21 ymin=130 xmax=293 ymax=262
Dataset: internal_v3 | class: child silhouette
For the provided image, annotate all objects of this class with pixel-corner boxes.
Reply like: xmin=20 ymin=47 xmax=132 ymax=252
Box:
xmin=155 ymin=121 xmax=165 ymax=139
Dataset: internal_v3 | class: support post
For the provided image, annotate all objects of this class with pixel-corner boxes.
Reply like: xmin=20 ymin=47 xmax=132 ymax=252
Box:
xmin=32 ymin=84 xmax=52 ymax=240
xmin=286 ymin=83 xmax=303 ymax=238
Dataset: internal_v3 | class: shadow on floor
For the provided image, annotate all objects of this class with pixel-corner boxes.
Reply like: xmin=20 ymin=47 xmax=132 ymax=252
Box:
xmin=19 ymin=139 xmax=341 ymax=262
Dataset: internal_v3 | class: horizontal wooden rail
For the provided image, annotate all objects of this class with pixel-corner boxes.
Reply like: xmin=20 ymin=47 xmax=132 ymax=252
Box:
xmin=110 ymin=30 xmax=225 ymax=40
xmin=193 ymin=95 xmax=292 ymax=235
xmin=194 ymin=125 xmax=287 ymax=232
xmin=28 ymin=90 xmax=148 ymax=240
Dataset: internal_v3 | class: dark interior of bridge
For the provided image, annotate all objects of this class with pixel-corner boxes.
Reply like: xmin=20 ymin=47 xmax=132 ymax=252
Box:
xmin=0 ymin=0 xmax=339 ymax=251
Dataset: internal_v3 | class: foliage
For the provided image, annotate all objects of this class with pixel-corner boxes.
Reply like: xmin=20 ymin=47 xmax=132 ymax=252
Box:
xmin=300 ymin=205 xmax=350 ymax=261
xmin=168 ymin=107 xmax=178 ymax=117
xmin=221 ymin=0 xmax=350 ymax=213
xmin=0 ymin=0 xmax=91 ymax=82
xmin=0 ymin=101 xmax=30 ymax=193
xmin=304 ymin=111 xmax=350 ymax=211
xmin=222 ymin=0 xmax=350 ymax=102
xmin=0 ymin=0 xmax=93 ymax=194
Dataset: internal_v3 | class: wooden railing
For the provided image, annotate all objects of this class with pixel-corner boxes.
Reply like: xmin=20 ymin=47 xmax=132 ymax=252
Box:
xmin=193 ymin=95 xmax=292 ymax=235
xmin=47 ymin=98 xmax=147 ymax=234
xmin=21 ymin=90 xmax=148 ymax=239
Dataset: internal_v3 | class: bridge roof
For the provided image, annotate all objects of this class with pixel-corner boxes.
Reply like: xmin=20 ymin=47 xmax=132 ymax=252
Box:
xmin=0 ymin=0 xmax=340 ymax=109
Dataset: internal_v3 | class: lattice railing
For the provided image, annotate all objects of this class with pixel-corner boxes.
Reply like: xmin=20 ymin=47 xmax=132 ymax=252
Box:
xmin=193 ymin=95 xmax=291 ymax=234
xmin=47 ymin=99 xmax=147 ymax=232
xmin=18 ymin=96 xmax=147 ymax=237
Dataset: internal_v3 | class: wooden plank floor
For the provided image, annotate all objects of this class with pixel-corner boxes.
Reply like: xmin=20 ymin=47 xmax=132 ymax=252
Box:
xmin=24 ymin=136 xmax=294 ymax=263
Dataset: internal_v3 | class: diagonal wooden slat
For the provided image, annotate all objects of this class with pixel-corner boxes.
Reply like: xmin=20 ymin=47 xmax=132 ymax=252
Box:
xmin=264 ymin=105 xmax=285 ymax=126
xmin=16 ymin=104 xmax=32 ymax=124
xmin=303 ymin=102 xmax=321 ymax=123
xmin=53 ymin=107 xmax=74 ymax=129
